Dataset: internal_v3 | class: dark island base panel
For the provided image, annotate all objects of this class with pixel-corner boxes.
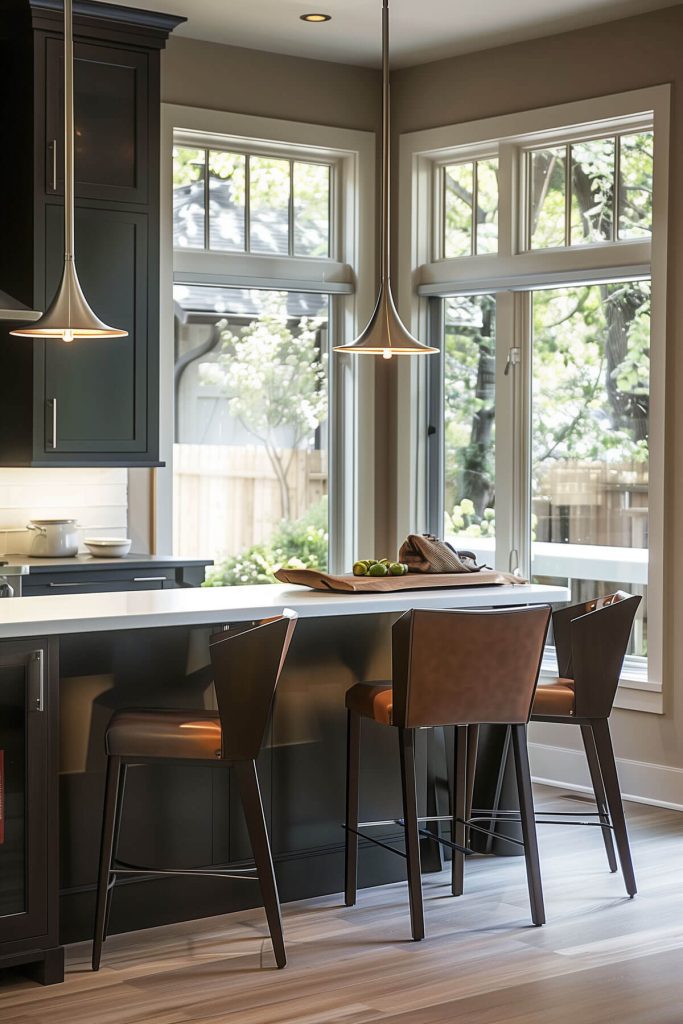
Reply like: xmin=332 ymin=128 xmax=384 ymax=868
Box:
xmin=57 ymin=615 xmax=518 ymax=946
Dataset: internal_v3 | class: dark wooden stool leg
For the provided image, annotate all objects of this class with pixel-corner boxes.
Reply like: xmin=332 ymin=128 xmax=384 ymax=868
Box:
xmin=511 ymin=725 xmax=545 ymax=926
xmin=590 ymin=719 xmax=637 ymax=897
xmin=345 ymin=710 xmax=361 ymax=907
xmin=103 ymin=761 xmax=128 ymax=941
xmin=580 ymin=723 xmax=618 ymax=873
xmin=237 ymin=759 xmax=287 ymax=968
xmin=452 ymin=726 xmax=467 ymax=897
xmin=92 ymin=755 xmax=123 ymax=971
xmin=465 ymin=724 xmax=479 ymax=825
xmin=423 ymin=727 xmax=445 ymax=872
xmin=398 ymin=727 xmax=425 ymax=941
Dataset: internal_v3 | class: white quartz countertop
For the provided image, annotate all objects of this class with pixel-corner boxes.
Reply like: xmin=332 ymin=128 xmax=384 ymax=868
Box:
xmin=0 ymin=581 xmax=569 ymax=639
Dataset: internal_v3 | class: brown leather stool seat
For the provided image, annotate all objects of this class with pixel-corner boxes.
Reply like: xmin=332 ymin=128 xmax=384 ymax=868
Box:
xmin=345 ymin=682 xmax=393 ymax=726
xmin=106 ymin=709 xmax=222 ymax=760
xmin=532 ymin=678 xmax=575 ymax=717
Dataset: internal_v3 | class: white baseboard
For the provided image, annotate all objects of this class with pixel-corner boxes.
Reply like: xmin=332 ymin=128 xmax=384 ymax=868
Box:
xmin=529 ymin=741 xmax=683 ymax=813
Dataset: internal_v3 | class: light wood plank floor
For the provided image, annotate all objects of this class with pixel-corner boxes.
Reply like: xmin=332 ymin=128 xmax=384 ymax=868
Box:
xmin=2 ymin=788 xmax=683 ymax=1024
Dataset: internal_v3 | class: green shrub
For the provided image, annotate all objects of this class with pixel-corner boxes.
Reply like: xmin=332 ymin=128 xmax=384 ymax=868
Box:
xmin=203 ymin=497 xmax=328 ymax=588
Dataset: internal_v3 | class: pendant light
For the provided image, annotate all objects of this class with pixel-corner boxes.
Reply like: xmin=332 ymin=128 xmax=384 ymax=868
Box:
xmin=11 ymin=0 xmax=127 ymax=342
xmin=334 ymin=0 xmax=436 ymax=359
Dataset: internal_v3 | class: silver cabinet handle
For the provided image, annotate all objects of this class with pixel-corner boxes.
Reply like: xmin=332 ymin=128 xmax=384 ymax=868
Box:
xmin=48 ymin=397 xmax=57 ymax=449
xmin=49 ymin=139 xmax=58 ymax=192
xmin=48 ymin=582 xmax=83 ymax=587
xmin=28 ymin=650 xmax=44 ymax=712
xmin=132 ymin=576 xmax=167 ymax=582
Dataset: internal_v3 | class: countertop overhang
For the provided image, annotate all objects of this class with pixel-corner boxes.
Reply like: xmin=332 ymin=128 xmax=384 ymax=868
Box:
xmin=0 ymin=582 xmax=569 ymax=639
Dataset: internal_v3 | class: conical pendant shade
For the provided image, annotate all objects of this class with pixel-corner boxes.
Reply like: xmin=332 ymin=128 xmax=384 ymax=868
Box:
xmin=10 ymin=260 xmax=127 ymax=341
xmin=334 ymin=0 xmax=436 ymax=359
xmin=11 ymin=0 xmax=126 ymax=342
xmin=342 ymin=281 xmax=436 ymax=359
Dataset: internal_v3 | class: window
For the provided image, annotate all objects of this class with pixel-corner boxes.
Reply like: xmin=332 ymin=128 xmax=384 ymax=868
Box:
xmin=441 ymin=158 xmax=499 ymax=257
xmin=173 ymin=146 xmax=331 ymax=256
xmin=173 ymin=286 xmax=329 ymax=581
xmin=401 ymin=88 xmax=668 ymax=707
xmin=159 ymin=109 xmax=376 ymax=583
xmin=526 ymin=130 xmax=653 ymax=249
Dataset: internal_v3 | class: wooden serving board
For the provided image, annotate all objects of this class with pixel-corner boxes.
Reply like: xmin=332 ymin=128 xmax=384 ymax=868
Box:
xmin=274 ymin=567 xmax=526 ymax=593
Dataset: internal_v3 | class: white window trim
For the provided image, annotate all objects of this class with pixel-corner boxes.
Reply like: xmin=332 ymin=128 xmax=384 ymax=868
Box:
xmin=157 ymin=104 xmax=377 ymax=573
xmin=398 ymin=86 xmax=670 ymax=712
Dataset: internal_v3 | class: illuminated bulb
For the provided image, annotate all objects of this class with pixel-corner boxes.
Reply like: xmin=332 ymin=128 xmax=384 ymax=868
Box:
xmin=64 ymin=328 xmax=74 ymax=343
xmin=382 ymin=348 xmax=393 ymax=360
xmin=300 ymin=13 xmax=331 ymax=22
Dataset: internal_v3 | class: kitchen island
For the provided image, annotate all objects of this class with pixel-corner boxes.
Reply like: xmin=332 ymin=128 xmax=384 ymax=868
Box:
xmin=0 ymin=580 xmax=567 ymax=982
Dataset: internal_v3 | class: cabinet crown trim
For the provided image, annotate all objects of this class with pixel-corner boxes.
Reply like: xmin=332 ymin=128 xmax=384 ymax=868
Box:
xmin=28 ymin=0 xmax=186 ymax=44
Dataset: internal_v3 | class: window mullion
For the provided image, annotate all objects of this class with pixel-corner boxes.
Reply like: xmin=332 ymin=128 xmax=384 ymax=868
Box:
xmin=471 ymin=160 xmax=478 ymax=256
xmin=244 ymin=155 xmax=251 ymax=253
xmin=288 ymin=160 xmax=295 ymax=257
xmin=496 ymin=290 xmax=532 ymax=578
xmin=497 ymin=142 xmax=516 ymax=257
xmin=565 ymin=143 xmax=572 ymax=247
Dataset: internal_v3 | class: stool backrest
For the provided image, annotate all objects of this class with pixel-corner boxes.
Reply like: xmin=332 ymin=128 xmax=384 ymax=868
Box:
xmin=552 ymin=591 xmax=641 ymax=719
xmin=209 ymin=612 xmax=297 ymax=761
xmin=391 ymin=605 xmax=551 ymax=728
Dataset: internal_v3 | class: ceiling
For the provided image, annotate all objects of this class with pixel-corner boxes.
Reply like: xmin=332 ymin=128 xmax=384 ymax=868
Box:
xmin=94 ymin=0 xmax=680 ymax=67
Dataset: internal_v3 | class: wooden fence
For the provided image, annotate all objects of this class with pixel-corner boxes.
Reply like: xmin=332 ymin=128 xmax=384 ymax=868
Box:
xmin=172 ymin=443 xmax=327 ymax=561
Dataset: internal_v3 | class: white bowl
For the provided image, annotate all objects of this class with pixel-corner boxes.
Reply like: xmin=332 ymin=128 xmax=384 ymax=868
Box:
xmin=84 ymin=538 xmax=132 ymax=558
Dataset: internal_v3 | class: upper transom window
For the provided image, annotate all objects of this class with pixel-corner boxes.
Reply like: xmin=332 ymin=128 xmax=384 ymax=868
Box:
xmin=173 ymin=146 xmax=332 ymax=258
xmin=441 ymin=157 xmax=499 ymax=258
xmin=525 ymin=130 xmax=653 ymax=251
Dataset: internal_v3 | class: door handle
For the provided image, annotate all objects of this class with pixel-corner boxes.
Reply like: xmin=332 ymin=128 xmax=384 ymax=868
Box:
xmin=28 ymin=650 xmax=44 ymax=712
xmin=49 ymin=139 xmax=58 ymax=192
xmin=48 ymin=398 xmax=57 ymax=449
xmin=132 ymin=576 xmax=168 ymax=583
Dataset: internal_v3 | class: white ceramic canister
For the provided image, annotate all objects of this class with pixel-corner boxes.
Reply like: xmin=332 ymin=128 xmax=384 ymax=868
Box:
xmin=27 ymin=518 xmax=80 ymax=557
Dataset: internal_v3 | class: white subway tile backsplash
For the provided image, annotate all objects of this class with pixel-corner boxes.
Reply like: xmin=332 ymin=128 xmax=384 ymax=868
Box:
xmin=0 ymin=468 xmax=128 ymax=555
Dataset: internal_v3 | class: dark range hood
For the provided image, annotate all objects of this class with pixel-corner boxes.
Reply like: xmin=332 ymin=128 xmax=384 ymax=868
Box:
xmin=0 ymin=288 xmax=41 ymax=323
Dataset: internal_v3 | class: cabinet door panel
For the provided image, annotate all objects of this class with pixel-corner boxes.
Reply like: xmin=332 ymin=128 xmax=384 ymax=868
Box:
xmin=0 ymin=642 xmax=48 ymax=944
xmin=45 ymin=38 xmax=148 ymax=204
xmin=41 ymin=204 xmax=148 ymax=455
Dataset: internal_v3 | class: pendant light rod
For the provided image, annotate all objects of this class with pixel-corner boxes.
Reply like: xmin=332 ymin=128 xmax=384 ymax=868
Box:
xmin=64 ymin=0 xmax=75 ymax=263
xmin=11 ymin=0 xmax=127 ymax=341
xmin=333 ymin=0 xmax=436 ymax=357
xmin=380 ymin=0 xmax=390 ymax=285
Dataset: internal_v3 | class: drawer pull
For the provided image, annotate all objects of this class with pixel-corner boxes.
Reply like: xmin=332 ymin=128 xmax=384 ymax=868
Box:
xmin=49 ymin=581 xmax=83 ymax=587
xmin=132 ymin=576 xmax=167 ymax=582
xmin=49 ymin=139 xmax=57 ymax=192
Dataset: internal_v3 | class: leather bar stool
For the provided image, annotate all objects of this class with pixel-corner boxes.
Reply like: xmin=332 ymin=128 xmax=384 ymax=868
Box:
xmin=530 ymin=591 xmax=642 ymax=896
xmin=344 ymin=604 xmax=551 ymax=940
xmin=92 ymin=612 xmax=297 ymax=971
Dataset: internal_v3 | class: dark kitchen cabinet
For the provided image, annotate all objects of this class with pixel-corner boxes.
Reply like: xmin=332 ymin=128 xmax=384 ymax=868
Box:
xmin=0 ymin=639 xmax=62 ymax=984
xmin=41 ymin=204 xmax=150 ymax=455
xmin=44 ymin=37 xmax=149 ymax=204
xmin=0 ymin=1 xmax=184 ymax=467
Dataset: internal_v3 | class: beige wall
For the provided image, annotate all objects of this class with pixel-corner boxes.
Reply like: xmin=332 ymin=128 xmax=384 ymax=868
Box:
xmin=391 ymin=5 xmax=683 ymax=773
xmin=161 ymin=35 xmax=381 ymax=133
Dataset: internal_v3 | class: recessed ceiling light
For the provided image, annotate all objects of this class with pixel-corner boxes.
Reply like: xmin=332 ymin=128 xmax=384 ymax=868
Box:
xmin=300 ymin=13 xmax=332 ymax=22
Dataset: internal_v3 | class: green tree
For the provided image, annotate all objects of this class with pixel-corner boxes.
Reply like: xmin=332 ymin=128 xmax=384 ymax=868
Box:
xmin=206 ymin=292 xmax=327 ymax=520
